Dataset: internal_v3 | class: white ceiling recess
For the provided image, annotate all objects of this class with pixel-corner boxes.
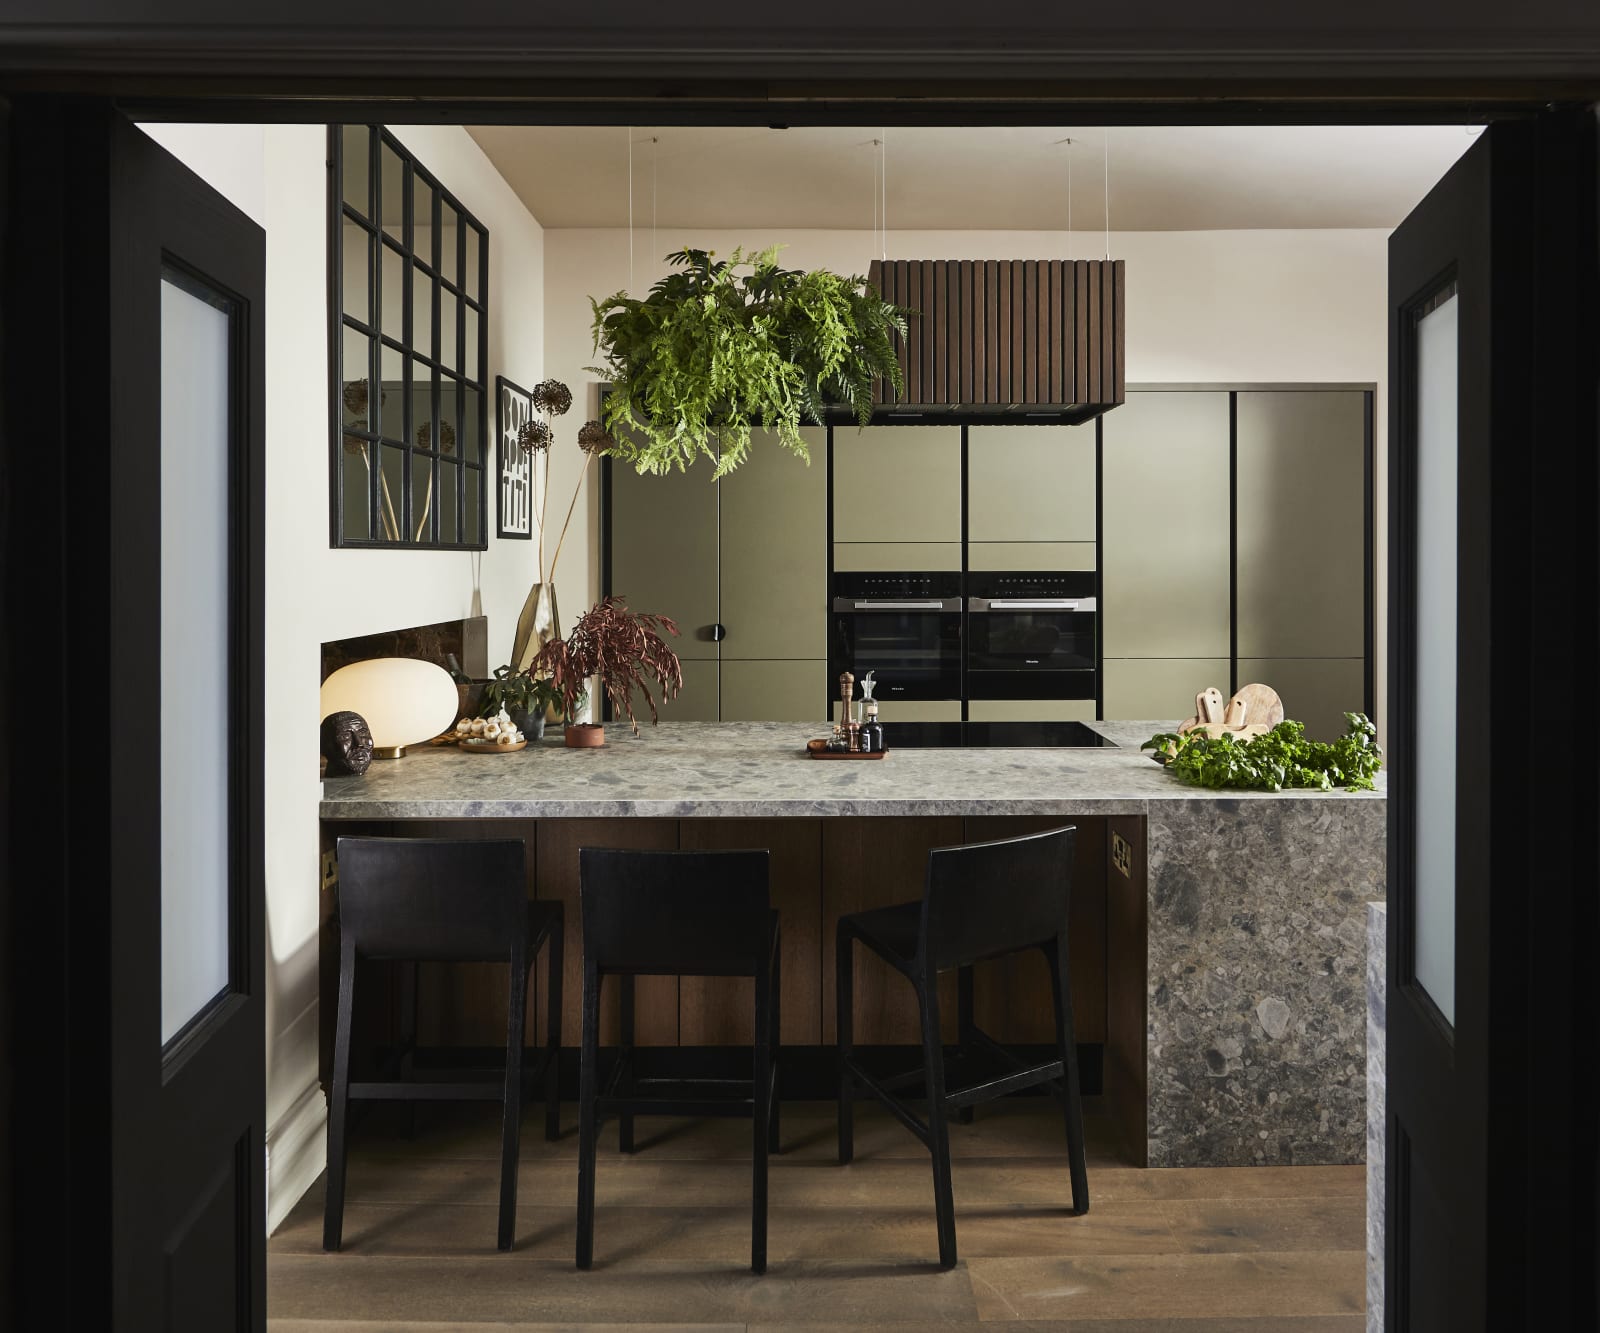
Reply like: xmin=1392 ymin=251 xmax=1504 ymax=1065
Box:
xmin=467 ymin=123 xmax=1481 ymax=234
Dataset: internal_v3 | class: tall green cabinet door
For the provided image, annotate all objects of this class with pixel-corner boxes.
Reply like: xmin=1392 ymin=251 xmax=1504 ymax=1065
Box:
xmin=718 ymin=428 xmax=828 ymax=720
xmin=608 ymin=452 xmax=720 ymax=720
xmin=1234 ymin=391 xmax=1367 ymax=658
xmin=1100 ymin=392 xmax=1232 ymax=659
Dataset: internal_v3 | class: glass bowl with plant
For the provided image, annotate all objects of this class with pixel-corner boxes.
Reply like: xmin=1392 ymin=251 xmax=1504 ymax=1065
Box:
xmin=530 ymin=596 xmax=682 ymax=748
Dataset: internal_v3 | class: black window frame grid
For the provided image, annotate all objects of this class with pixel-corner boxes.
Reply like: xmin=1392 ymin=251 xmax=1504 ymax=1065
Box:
xmin=328 ymin=125 xmax=490 ymax=550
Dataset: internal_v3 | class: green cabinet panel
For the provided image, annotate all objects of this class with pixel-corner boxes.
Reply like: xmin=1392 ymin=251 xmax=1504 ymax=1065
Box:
xmin=608 ymin=456 xmax=720 ymax=659
xmin=1236 ymin=657 xmax=1366 ymax=741
xmin=967 ymin=698 xmax=1098 ymax=722
xmin=1100 ymin=393 xmax=1231 ymax=659
xmin=1235 ymin=391 xmax=1367 ymax=659
xmin=968 ymin=425 xmax=1096 ymax=543
xmin=1102 ymin=658 xmax=1231 ymax=723
xmin=720 ymin=660 xmax=828 ymax=722
xmin=968 ymin=541 xmax=1096 ymax=572
xmin=649 ymin=659 xmax=721 ymax=722
xmin=832 ymin=425 xmax=961 ymax=543
xmin=719 ymin=428 xmax=826 ymax=660
xmin=833 ymin=542 xmax=962 ymax=572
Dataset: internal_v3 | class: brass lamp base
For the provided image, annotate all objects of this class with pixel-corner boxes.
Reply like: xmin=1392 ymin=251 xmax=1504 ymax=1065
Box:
xmin=372 ymin=744 xmax=409 ymax=760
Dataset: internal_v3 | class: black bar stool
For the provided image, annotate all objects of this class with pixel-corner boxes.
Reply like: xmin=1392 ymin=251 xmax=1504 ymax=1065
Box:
xmin=835 ymin=825 xmax=1089 ymax=1269
xmin=576 ymin=847 xmax=779 ymax=1274
xmin=324 ymin=836 xmax=562 ymax=1253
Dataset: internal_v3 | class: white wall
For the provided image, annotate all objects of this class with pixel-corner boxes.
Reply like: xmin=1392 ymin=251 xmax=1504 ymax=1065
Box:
xmin=543 ymin=226 xmax=1389 ymax=731
xmin=140 ymin=122 xmax=546 ymax=1230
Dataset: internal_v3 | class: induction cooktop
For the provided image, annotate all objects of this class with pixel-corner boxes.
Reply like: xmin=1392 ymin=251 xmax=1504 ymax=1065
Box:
xmin=882 ymin=720 xmax=1113 ymax=749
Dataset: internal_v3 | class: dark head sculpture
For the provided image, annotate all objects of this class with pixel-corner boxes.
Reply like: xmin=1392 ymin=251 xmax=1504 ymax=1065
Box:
xmin=320 ymin=710 xmax=374 ymax=777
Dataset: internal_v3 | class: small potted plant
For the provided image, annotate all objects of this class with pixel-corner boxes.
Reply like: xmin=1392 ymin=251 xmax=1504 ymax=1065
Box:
xmin=530 ymin=596 xmax=682 ymax=748
xmin=479 ymin=665 xmax=563 ymax=740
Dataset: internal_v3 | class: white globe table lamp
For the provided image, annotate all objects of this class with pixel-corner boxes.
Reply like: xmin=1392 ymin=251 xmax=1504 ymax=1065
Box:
xmin=320 ymin=657 xmax=458 ymax=759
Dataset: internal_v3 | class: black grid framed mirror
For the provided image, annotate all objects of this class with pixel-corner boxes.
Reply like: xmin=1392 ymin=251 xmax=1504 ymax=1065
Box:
xmin=329 ymin=125 xmax=490 ymax=549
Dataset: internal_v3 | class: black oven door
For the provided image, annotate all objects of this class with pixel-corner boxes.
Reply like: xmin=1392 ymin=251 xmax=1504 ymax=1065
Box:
xmin=830 ymin=596 xmax=963 ymax=702
xmin=966 ymin=595 xmax=1097 ymax=700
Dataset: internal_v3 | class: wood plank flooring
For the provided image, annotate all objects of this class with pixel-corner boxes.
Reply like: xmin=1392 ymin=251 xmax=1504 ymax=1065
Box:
xmin=270 ymin=1101 xmax=1366 ymax=1331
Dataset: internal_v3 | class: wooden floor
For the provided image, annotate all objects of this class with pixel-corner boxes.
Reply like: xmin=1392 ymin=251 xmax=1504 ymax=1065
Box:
xmin=270 ymin=1101 xmax=1367 ymax=1332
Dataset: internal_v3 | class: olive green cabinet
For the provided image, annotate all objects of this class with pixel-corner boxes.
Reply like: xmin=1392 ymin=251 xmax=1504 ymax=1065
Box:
xmin=968 ymin=424 xmax=1096 ymax=573
xmin=607 ymin=428 xmax=827 ymax=721
xmin=832 ymin=425 xmax=961 ymax=544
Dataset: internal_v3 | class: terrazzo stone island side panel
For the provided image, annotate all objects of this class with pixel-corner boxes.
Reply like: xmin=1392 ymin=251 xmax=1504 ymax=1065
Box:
xmin=1367 ymin=901 xmax=1387 ymax=1333
xmin=1144 ymin=799 xmax=1386 ymax=1168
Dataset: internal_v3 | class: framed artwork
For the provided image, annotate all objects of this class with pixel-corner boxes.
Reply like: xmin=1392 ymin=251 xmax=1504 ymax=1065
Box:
xmin=496 ymin=375 xmax=534 ymax=540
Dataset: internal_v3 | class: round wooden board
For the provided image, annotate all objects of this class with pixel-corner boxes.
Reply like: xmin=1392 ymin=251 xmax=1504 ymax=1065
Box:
xmin=457 ymin=737 xmax=529 ymax=754
xmin=1230 ymin=682 xmax=1285 ymax=728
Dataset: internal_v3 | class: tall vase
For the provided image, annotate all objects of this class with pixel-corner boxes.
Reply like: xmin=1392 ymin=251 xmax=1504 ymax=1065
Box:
xmin=511 ymin=581 xmax=560 ymax=674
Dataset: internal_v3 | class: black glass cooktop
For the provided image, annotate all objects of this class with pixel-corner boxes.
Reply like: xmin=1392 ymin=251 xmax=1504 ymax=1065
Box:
xmin=882 ymin=720 xmax=1112 ymax=749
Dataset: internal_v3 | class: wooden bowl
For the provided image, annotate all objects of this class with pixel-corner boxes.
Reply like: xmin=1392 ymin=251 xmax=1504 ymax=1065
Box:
xmin=457 ymin=737 xmax=528 ymax=754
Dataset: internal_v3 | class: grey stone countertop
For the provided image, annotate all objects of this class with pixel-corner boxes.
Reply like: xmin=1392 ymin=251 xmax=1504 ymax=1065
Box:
xmin=320 ymin=720 xmax=1386 ymax=820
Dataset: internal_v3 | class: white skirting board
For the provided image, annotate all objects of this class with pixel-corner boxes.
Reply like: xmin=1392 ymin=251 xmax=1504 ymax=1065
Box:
xmin=266 ymin=1082 xmax=326 ymax=1234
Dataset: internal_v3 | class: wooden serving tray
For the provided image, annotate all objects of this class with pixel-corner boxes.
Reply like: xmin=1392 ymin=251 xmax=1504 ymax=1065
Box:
xmin=806 ymin=739 xmax=888 ymax=760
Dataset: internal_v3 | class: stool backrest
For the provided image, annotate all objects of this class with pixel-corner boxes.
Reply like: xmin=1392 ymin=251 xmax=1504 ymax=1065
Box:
xmin=921 ymin=825 xmax=1077 ymax=971
xmin=336 ymin=836 xmax=527 ymax=960
xmin=579 ymin=847 xmax=770 ymax=974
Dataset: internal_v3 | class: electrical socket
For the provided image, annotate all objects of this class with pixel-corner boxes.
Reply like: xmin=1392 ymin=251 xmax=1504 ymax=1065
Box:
xmin=320 ymin=850 xmax=338 ymax=892
xmin=1111 ymin=831 xmax=1133 ymax=879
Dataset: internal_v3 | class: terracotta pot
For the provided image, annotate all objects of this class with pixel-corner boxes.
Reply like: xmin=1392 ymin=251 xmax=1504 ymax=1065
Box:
xmin=564 ymin=723 xmax=605 ymax=749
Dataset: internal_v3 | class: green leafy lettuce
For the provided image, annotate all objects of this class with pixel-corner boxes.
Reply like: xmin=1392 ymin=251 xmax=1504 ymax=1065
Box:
xmin=1141 ymin=713 xmax=1382 ymax=793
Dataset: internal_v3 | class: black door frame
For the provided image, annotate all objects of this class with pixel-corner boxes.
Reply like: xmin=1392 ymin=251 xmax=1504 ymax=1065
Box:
xmin=3 ymin=16 xmax=1598 ymax=1331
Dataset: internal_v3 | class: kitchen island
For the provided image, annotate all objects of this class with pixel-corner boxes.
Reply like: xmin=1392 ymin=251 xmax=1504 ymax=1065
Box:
xmin=320 ymin=720 xmax=1385 ymax=1168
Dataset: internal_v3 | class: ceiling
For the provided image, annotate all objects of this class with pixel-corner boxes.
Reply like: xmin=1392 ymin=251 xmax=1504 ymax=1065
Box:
xmin=467 ymin=124 xmax=1480 ymax=234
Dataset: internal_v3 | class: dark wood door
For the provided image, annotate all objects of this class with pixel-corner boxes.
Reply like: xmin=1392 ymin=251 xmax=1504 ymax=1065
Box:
xmin=3 ymin=104 xmax=266 ymax=1329
xmin=1385 ymin=113 xmax=1599 ymax=1332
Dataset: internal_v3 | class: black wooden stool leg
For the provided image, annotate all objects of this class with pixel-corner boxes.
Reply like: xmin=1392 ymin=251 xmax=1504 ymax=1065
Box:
xmin=543 ymin=920 xmax=563 ymax=1142
xmin=836 ymin=924 xmax=855 ymax=1165
xmin=323 ymin=936 xmax=357 ymax=1252
xmin=918 ymin=972 xmax=959 ymax=1269
xmin=576 ymin=960 xmax=602 ymax=1270
xmin=956 ymin=964 xmax=976 ymax=1125
xmin=752 ymin=956 xmax=773 ymax=1274
xmin=1046 ymin=935 xmax=1090 ymax=1217
xmin=498 ymin=941 xmax=529 ymax=1251
xmin=769 ymin=936 xmax=782 ymax=1155
xmin=617 ymin=973 xmax=635 ymax=1154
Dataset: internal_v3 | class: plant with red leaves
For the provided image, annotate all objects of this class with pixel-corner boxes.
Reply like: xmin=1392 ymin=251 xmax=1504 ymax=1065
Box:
xmin=530 ymin=595 xmax=682 ymax=736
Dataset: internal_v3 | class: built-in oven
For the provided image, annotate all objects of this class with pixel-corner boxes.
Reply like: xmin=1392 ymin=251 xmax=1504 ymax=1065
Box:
xmin=830 ymin=572 xmax=963 ymax=703
xmin=965 ymin=571 xmax=1098 ymax=701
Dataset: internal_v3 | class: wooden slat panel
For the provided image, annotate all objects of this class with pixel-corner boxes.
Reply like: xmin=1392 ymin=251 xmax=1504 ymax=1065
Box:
xmin=972 ymin=260 xmax=987 ymax=402
xmin=1075 ymin=261 xmax=1090 ymax=405
xmin=896 ymin=257 xmax=908 ymax=403
xmin=1101 ymin=258 xmax=1116 ymax=408
xmin=867 ymin=259 xmax=883 ymax=405
xmin=905 ymin=260 xmax=920 ymax=404
xmin=992 ymin=259 xmax=1004 ymax=400
xmin=953 ymin=259 xmax=966 ymax=400
xmin=1114 ymin=258 xmax=1127 ymax=402
xmin=1021 ymin=260 xmax=1037 ymax=403
xmin=678 ymin=818 xmax=823 ymax=1046
xmin=985 ymin=260 xmax=1000 ymax=403
xmin=1087 ymin=262 xmax=1102 ymax=405
xmin=1105 ymin=813 xmax=1149 ymax=1166
xmin=534 ymin=818 xmax=680 ymax=1047
xmin=920 ymin=259 xmax=935 ymax=402
xmin=1010 ymin=260 xmax=1026 ymax=402
xmin=1037 ymin=259 xmax=1051 ymax=403
xmin=1046 ymin=261 xmax=1061 ymax=404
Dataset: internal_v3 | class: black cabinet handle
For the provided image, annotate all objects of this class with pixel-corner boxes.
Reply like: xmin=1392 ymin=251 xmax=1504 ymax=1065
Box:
xmin=709 ymin=623 xmax=727 ymax=642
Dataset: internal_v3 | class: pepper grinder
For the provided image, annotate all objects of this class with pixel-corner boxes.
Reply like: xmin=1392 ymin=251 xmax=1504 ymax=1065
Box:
xmin=838 ymin=671 xmax=861 ymax=752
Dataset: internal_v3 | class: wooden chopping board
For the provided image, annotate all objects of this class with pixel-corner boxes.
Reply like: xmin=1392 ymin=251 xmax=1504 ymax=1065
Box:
xmin=1176 ymin=682 xmax=1285 ymax=735
xmin=1230 ymin=682 xmax=1285 ymax=728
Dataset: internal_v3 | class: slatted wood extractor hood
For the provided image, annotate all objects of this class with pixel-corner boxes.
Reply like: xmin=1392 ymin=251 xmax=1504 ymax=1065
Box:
xmin=868 ymin=258 xmax=1124 ymax=424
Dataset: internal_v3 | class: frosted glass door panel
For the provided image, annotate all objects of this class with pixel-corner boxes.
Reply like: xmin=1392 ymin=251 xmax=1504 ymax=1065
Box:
xmin=1413 ymin=291 xmax=1458 ymax=1028
xmin=160 ymin=273 xmax=234 ymax=1046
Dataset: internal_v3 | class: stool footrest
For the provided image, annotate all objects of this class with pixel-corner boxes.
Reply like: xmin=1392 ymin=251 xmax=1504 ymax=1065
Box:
xmin=348 ymin=1080 xmax=504 ymax=1102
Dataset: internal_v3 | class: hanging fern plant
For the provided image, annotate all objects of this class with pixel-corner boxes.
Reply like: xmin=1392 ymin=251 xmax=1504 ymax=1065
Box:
xmin=587 ymin=246 xmax=910 ymax=477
